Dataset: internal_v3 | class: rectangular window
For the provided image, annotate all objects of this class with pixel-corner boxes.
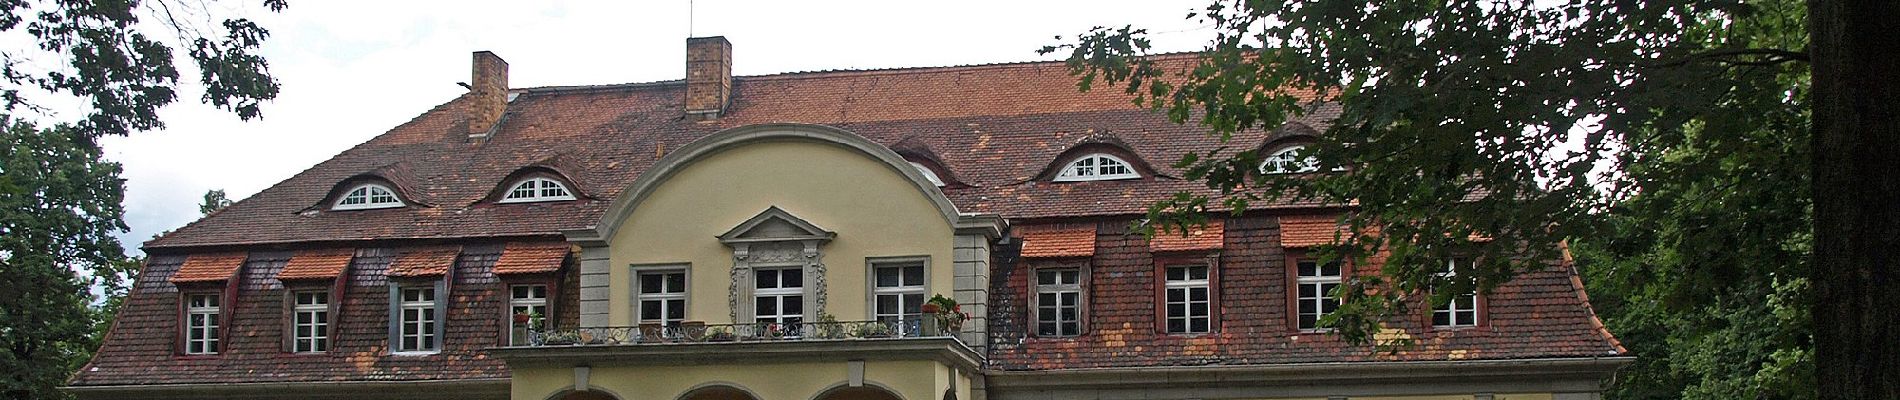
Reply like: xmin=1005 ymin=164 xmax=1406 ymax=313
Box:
xmin=509 ymin=285 xmax=548 ymax=345
xmin=1296 ymin=258 xmax=1343 ymax=330
xmin=1035 ymin=268 xmax=1083 ymax=337
xmin=291 ymin=291 xmax=329 ymax=352
xmin=753 ymin=268 xmax=804 ymax=328
xmin=872 ymin=262 xmax=926 ymax=326
xmin=1163 ymin=265 xmax=1212 ymax=334
xmin=638 ymin=271 xmax=687 ymax=327
xmin=397 ymin=286 xmax=438 ymax=352
xmin=1434 ymin=258 xmax=1479 ymax=327
xmin=184 ymin=294 xmax=220 ymax=355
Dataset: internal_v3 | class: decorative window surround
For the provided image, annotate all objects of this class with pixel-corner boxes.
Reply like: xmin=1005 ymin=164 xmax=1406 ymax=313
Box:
xmin=868 ymin=256 xmax=929 ymax=327
xmin=333 ymin=183 xmax=403 ymax=210
xmin=718 ymin=207 xmax=834 ymax=324
xmin=1054 ymin=154 xmax=1140 ymax=182
xmin=183 ymin=294 xmax=221 ymax=355
xmin=1434 ymin=258 xmax=1481 ymax=328
xmin=1033 ymin=263 xmax=1085 ymax=337
xmin=499 ymin=177 xmax=576 ymax=203
xmin=290 ymin=291 xmax=329 ymax=353
xmin=635 ymin=267 xmax=688 ymax=327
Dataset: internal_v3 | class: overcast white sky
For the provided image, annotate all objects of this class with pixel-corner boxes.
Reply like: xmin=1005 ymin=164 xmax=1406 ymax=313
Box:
xmin=94 ymin=0 xmax=1211 ymax=254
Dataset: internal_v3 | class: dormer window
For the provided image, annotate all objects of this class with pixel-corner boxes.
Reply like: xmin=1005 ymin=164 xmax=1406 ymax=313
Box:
xmin=499 ymin=177 xmax=575 ymax=203
xmin=333 ymin=184 xmax=404 ymax=210
xmin=1260 ymin=145 xmax=1321 ymax=174
xmin=1054 ymin=154 xmax=1139 ymax=182
xmin=908 ymin=161 xmax=945 ymax=187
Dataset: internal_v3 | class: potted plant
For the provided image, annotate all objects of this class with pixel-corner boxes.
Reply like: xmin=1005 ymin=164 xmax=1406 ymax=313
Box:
xmin=854 ymin=321 xmax=894 ymax=338
xmin=706 ymin=326 xmax=736 ymax=342
xmin=925 ymin=294 xmax=968 ymax=334
xmin=811 ymin=313 xmax=844 ymax=339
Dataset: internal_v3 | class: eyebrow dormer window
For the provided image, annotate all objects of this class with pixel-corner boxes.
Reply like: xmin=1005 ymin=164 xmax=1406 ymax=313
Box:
xmin=1260 ymin=145 xmax=1321 ymax=174
xmin=333 ymin=184 xmax=404 ymax=210
xmin=908 ymin=161 xmax=945 ymax=187
xmin=1054 ymin=154 xmax=1139 ymax=182
xmin=499 ymin=177 xmax=575 ymax=203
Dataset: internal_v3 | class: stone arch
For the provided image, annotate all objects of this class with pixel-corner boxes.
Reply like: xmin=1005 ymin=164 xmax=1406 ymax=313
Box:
xmin=545 ymin=388 xmax=623 ymax=400
xmin=809 ymin=382 xmax=907 ymax=400
xmin=573 ymin=123 xmax=963 ymax=242
xmin=677 ymin=382 xmax=765 ymax=400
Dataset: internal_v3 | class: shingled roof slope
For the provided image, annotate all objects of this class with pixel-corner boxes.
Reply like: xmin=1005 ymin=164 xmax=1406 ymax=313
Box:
xmin=145 ymin=58 xmax=1337 ymax=249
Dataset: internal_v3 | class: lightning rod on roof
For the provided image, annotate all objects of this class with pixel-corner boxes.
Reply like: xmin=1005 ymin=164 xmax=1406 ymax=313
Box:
xmin=688 ymin=0 xmax=695 ymax=37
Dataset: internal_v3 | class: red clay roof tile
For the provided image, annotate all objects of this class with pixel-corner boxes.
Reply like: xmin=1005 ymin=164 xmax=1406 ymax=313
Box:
xmin=1150 ymin=219 xmax=1224 ymax=252
xmin=492 ymin=242 xmax=570 ymax=275
xmin=386 ymin=247 xmax=460 ymax=277
xmin=168 ymin=253 xmax=247 ymax=283
xmin=275 ymin=248 xmax=354 ymax=281
xmin=1280 ymin=214 xmax=1347 ymax=248
xmin=1020 ymin=224 xmax=1096 ymax=258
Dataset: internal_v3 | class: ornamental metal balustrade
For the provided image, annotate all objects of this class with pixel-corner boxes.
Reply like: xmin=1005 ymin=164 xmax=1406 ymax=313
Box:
xmin=522 ymin=319 xmax=946 ymax=346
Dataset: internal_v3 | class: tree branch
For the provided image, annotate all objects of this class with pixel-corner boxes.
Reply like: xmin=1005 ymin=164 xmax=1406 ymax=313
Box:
xmin=1643 ymin=48 xmax=1811 ymax=68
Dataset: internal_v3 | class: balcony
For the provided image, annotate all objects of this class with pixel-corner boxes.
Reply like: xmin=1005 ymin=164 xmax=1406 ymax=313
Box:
xmin=522 ymin=319 xmax=950 ymax=347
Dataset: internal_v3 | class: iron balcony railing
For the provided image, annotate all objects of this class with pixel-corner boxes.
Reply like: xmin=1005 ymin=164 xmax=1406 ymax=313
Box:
xmin=524 ymin=319 xmax=946 ymax=346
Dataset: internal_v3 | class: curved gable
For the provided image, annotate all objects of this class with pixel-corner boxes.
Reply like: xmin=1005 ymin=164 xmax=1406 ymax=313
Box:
xmin=572 ymin=124 xmax=961 ymax=243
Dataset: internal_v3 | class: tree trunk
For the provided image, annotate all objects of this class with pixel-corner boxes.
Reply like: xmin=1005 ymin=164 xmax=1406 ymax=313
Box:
xmin=1809 ymin=0 xmax=1900 ymax=398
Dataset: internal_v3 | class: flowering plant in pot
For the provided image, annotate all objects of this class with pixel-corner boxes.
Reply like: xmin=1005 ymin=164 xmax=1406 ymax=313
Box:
xmin=924 ymin=295 xmax=966 ymax=333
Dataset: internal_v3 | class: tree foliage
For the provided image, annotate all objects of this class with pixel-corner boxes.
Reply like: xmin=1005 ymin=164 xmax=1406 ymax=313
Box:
xmin=1 ymin=0 xmax=284 ymax=137
xmin=1046 ymin=0 xmax=1815 ymax=397
xmin=199 ymin=189 xmax=231 ymax=215
xmin=0 ymin=1 xmax=284 ymax=399
xmin=0 ymin=118 xmax=132 ymax=399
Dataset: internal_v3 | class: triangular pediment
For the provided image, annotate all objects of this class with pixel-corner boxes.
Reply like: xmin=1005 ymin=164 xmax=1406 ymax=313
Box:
xmin=718 ymin=206 xmax=835 ymax=244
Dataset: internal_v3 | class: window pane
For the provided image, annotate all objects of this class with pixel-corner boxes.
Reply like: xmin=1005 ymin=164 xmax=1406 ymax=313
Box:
xmin=1321 ymin=262 xmax=1341 ymax=277
xmin=1037 ymin=271 xmax=1057 ymax=285
xmin=642 ymin=274 xmax=663 ymax=294
xmin=876 ymin=295 xmax=898 ymax=315
xmin=902 ymin=266 xmax=924 ymax=286
xmin=1167 ymin=289 xmax=1184 ymax=302
xmin=1190 ymin=319 xmax=1209 ymax=333
xmin=1059 ymin=292 xmax=1078 ymax=305
xmin=1190 ymin=302 xmax=1208 ymax=316
xmin=783 ymin=296 xmax=803 ymax=315
xmin=755 ymin=269 xmax=776 ymax=289
xmin=782 ymin=270 xmax=802 ymax=288
xmin=667 ymin=300 xmax=684 ymax=321
xmin=903 ymin=294 xmax=924 ymax=313
xmin=642 ymin=300 xmax=662 ymax=320
xmin=755 ymin=297 xmax=776 ymax=315
xmin=876 ymin=267 xmax=900 ymax=287
xmin=1433 ymin=312 xmax=1450 ymax=326
xmin=665 ymin=273 xmax=685 ymax=293
xmin=1298 ymin=261 xmax=1317 ymax=277
xmin=1038 ymin=307 xmax=1057 ymax=323
xmin=1168 ymin=319 xmax=1186 ymax=333
xmin=1190 ymin=288 xmax=1207 ymax=302
xmin=1038 ymin=322 xmax=1056 ymax=336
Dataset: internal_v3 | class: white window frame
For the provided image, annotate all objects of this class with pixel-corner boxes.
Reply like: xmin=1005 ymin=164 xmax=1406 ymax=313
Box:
xmin=1295 ymin=258 xmax=1343 ymax=330
xmin=753 ymin=267 xmax=805 ymax=327
xmin=1260 ymin=145 xmax=1322 ymax=174
xmin=1054 ymin=154 xmax=1140 ymax=182
xmin=395 ymin=285 xmax=439 ymax=354
xmin=508 ymin=284 xmax=549 ymax=345
xmin=869 ymin=258 xmax=928 ymax=326
xmin=184 ymin=293 xmax=220 ymax=355
xmin=1034 ymin=267 xmax=1084 ymax=337
xmin=499 ymin=177 xmax=576 ymax=203
xmin=635 ymin=268 xmax=688 ymax=327
xmin=291 ymin=291 xmax=329 ymax=353
xmin=333 ymin=183 xmax=404 ymax=210
xmin=908 ymin=161 xmax=946 ymax=187
xmin=1434 ymin=258 xmax=1479 ymax=328
xmin=1163 ymin=265 xmax=1212 ymax=334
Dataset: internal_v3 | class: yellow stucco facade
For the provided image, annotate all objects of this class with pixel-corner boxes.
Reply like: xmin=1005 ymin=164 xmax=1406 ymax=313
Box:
xmin=605 ymin=138 xmax=956 ymax=325
xmin=511 ymin=359 xmax=971 ymax=400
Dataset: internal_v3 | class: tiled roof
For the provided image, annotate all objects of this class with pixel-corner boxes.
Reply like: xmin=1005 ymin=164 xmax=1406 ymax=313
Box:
xmin=492 ymin=242 xmax=570 ymax=275
xmin=987 ymin=217 xmax=1626 ymax=371
xmin=275 ymin=249 xmax=354 ymax=281
xmin=386 ymin=247 xmax=461 ymax=277
xmin=1279 ymin=214 xmax=1348 ymax=248
xmin=168 ymin=253 xmax=247 ymax=283
xmin=1019 ymin=224 xmax=1097 ymax=258
xmin=142 ymin=56 xmax=1338 ymax=249
xmin=1149 ymin=219 xmax=1224 ymax=252
xmin=71 ymin=247 xmax=532 ymax=387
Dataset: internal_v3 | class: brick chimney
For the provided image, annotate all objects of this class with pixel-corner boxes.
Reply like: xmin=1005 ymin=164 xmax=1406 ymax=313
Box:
xmin=467 ymin=51 xmax=509 ymax=138
xmin=684 ymin=37 xmax=732 ymax=121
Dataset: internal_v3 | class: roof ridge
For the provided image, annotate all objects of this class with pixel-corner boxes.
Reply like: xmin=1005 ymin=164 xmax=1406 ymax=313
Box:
xmin=512 ymin=52 xmax=1205 ymax=95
